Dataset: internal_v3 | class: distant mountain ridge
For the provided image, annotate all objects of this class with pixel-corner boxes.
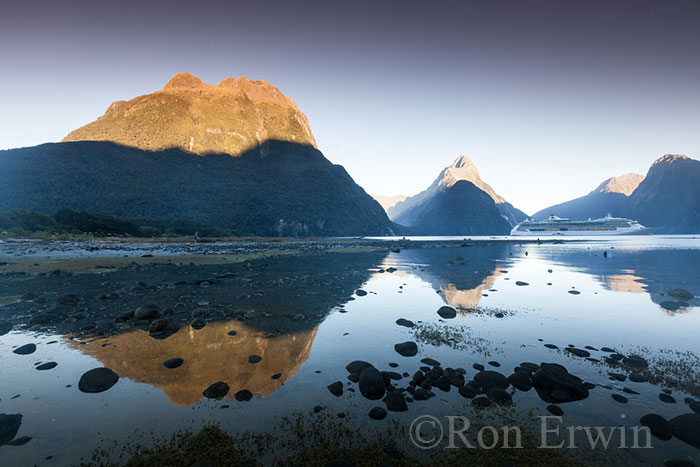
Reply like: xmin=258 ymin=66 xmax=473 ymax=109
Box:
xmin=532 ymin=173 xmax=644 ymax=221
xmin=371 ymin=194 xmax=406 ymax=212
xmin=388 ymin=155 xmax=527 ymax=228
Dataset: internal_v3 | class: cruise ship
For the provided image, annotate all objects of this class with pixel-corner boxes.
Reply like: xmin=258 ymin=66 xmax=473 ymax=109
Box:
xmin=510 ymin=214 xmax=653 ymax=236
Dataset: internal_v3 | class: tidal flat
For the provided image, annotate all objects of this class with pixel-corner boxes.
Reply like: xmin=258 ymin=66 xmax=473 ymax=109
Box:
xmin=0 ymin=236 xmax=699 ymax=466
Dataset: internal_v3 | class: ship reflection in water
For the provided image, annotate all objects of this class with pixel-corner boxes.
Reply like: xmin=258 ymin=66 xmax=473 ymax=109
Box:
xmin=68 ymin=320 xmax=317 ymax=406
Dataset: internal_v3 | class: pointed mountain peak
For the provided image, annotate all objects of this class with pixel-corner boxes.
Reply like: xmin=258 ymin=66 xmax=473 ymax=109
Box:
xmin=441 ymin=155 xmax=482 ymax=186
xmin=593 ymin=173 xmax=644 ymax=196
xmin=652 ymin=154 xmax=691 ymax=166
xmin=163 ymin=72 xmax=206 ymax=90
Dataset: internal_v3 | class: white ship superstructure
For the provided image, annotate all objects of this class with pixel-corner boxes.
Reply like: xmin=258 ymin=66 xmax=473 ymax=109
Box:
xmin=511 ymin=215 xmax=651 ymax=236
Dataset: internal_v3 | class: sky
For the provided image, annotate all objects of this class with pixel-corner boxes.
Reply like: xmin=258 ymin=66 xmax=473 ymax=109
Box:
xmin=1 ymin=0 xmax=699 ymax=214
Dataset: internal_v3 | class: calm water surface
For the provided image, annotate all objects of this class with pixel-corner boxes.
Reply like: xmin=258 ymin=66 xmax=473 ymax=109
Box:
xmin=1 ymin=237 xmax=699 ymax=465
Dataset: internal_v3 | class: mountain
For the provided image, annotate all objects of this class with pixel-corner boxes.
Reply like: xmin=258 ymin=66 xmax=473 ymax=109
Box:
xmin=0 ymin=73 xmax=395 ymax=237
xmin=625 ymin=154 xmax=700 ymax=233
xmin=387 ymin=155 xmax=525 ymax=234
xmin=532 ymin=173 xmax=644 ymax=221
xmin=64 ymin=72 xmax=316 ymax=156
xmin=371 ymin=194 xmax=406 ymax=212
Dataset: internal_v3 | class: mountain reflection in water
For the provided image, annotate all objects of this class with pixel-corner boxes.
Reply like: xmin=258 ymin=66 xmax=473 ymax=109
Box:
xmin=68 ymin=320 xmax=317 ymax=406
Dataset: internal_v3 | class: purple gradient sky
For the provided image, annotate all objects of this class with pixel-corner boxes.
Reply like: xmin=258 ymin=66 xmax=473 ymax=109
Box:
xmin=1 ymin=0 xmax=699 ymax=213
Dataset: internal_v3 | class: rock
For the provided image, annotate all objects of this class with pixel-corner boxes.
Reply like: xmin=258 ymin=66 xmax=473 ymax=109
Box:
xmin=359 ymin=367 xmax=386 ymax=400
xmin=396 ymin=318 xmax=415 ymax=328
xmin=191 ymin=317 xmax=207 ymax=330
xmin=234 ymin=389 xmax=253 ymax=401
xmin=149 ymin=319 xmax=172 ymax=334
xmin=611 ymin=394 xmax=628 ymax=403
xmin=202 ymin=382 xmax=230 ymax=399
xmin=668 ymin=289 xmax=694 ymax=301
xmin=271 ymin=373 xmax=283 ymax=380
xmin=508 ymin=371 xmax=533 ymax=391
xmin=0 ymin=413 xmax=23 ymax=445
xmin=474 ymin=371 xmax=509 ymax=391
xmin=546 ymin=405 xmax=563 ymax=416
xmin=78 ymin=367 xmax=119 ymax=393
xmin=369 ymin=406 xmax=387 ymax=420
xmin=629 ymin=373 xmax=648 ymax=383
xmin=163 ymin=358 xmax=184 ymax=369
xmin=487 ymin=388 xmax=513 ymax=405
xmin=346 ymin=360 xmax=374 ymax=377
xmin=660 ymin=301 xmax=681 ymax=311
xmin=473 ymin=363 xmax=485 ymax=371
xmin=355 ymin=289 xmax=367 ymax=296
xmin=133 ymin=304 xmax=160 ymax=320
xmin=227 ymin=330 xmax=238 ymax=336
xmin=328 ymin=381 xmax=343 ymax=397
xmin=421 ymin=357 xmax=441 ymax=367
xmin=7 ymin=436 xmax=31 ymax=446
xmin=488 ymin=361 xmax=501 ymax=367
xmin=608 ymin=373 xmax=627 ymax=382
xmin=532 ymin=363 xmax=589 ymax=403
xmin=659 ymin=393 xmax=677 ymax=404
xmin=622 ymin=355 xmax=648 ymax=369
xmin=394 ymin=341 xmax=418 ymax=357
xmin=565 ymin=348 xmax=590 ymax=358
xmin=36 ymin=362 xmax=58 ymax=371
xmin=669 ymin=413 xmax=700 ymax=448
xmin=458 ymin=386 xmax=476 ymax=399
xmin=568 ymin=290 xmax=581 ymax=295
xmin=515 ymin=281 xmax=529 ymax=286
xmin=414 ymin=388 xmax=436 ymax=400
xmin=640 ymin=414 xmax=672 ymax=440
xmin=544 ymin=343 xmax=558 ymax=349
xmin=12 ymin=344 xmax=36 ymax=355
xmin=248 ymin=355 xmax=262 ymax=364
xmin=383 ymin=390 xmax=408 ymax=412
xmin=0 ymin=322 xmax=13 ymax=336
xmin=437 ymin=306 xmax=457 ymax=319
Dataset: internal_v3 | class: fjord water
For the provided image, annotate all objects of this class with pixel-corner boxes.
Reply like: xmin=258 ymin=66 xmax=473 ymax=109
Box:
xmin=1 ymin=237 xmax=699 ymax=465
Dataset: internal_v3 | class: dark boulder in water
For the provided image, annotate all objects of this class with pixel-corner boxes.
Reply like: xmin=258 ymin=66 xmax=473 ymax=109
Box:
xmin=660 ymin=301 xmax=681 ymax=311
xmin=0 ymin=413 xmax=23 ymax=445
xmin=0 ymin=322 xmax=13 ymax=336
xmin=248 ymin=355 xmax=262 ymax=364
xmin=640 ymin=413 xmax=672 ymax=440
xmin=667 ymin=289 xmax=694 ymax=301
xmin=394 ymin=341 xmax=418 ymax=357
xmin=487 ymin=388 xmax=512 ymax=405
xmin=565 ymin=347 xmax=590 ymax=358
xmin=532 ymin=363 xmax=589 ymax=403
xmin=12 ymin=344 xmax=36 ymax=355
xmin=36 ymin=362 xmax=58 ymax=371
xmin=234 ymin=389 xmax=253 ymax=401
xmin=359 ymin=367 xmax=386 ymax=400
xmin=328 ymin=381 xmax=343 ymax=397
xmin=396 ymin=318 xmax=415 ymax=328
xmin=369 ymin=406 xmax=387 ymax=420
xmin=163 ymin=358 xmax=184 ymax=369
xmin=669 ymin=413 xmax=700 ymax=448
xmin=78 ymin=367 xmax=119 ymax=393
xmin=474 ymin=371 xmax=509 ymax=391
xmin=355 ymin=289 xmax=367 ymax=297
xmin=622 ymin=355 xmax=648 ymax=369
xmin=508 ymin=371 xmax=533 ymax=391
xmin=346 ymin=360 xmax=374 ymax=377
xmin=437 ymin=306 xmax=457 ymax=319
xmin=515 ymin=281 xmax=529 ymax=286
xmin=202 ymin=382 xmax=230 ymax=399
xmin=133 ymin=304 xmax=160 ymax=320
xmin=383 ymin=390 xmax=408 ymax=412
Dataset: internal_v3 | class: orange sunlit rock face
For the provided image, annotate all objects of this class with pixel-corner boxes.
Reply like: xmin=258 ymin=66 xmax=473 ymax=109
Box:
xmin=69 ymin=320 xmax=317 ymax=406
xmin=62 ymin=72 xmax=317 ymax=156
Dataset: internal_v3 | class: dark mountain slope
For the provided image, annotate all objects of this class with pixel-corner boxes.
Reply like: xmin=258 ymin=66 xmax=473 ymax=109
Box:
xmin=625 ymin=154 xmax=700 ymax=233
xmin=406 ymin=180 xmax=513 ymax=235
xmin=0 ymin=141 xmax=394 ymax=237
